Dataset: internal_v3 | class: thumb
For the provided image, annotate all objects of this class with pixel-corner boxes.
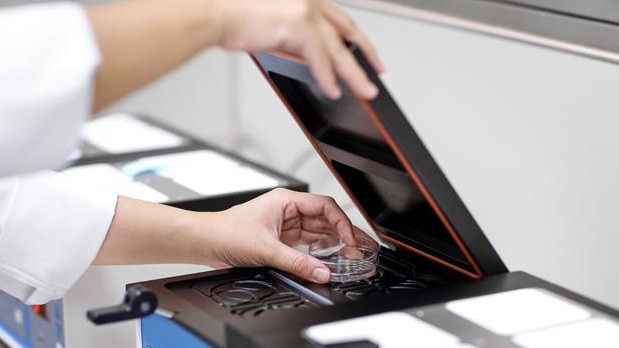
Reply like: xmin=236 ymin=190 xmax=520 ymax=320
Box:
xmin=269 ymin=243 xmax=331 ymax=283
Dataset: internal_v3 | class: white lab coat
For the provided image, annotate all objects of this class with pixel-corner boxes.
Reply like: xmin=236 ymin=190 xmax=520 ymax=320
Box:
xmin=0 ymin=2 xmax=117 ymax=304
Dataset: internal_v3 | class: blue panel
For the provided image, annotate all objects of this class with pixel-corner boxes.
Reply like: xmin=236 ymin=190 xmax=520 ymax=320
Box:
xmin=141 ymin=314 xmax=214 ymax=348
xmin=30 ymin=300 xmax=64 ymax=348
xmin=0 ymin=291 xmax=65 ymax=348
xmin=0 ymin=324 xmax=28 ymax=348
xmin=0 ymin=291 xmax=30 ymax=348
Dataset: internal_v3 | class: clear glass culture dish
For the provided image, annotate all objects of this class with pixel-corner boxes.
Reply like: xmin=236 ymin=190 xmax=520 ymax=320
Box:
xmin=309 ymin=233 xmax=379 ymax=283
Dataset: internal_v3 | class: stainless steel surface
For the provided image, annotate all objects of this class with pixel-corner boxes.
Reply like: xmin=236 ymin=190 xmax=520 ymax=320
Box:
xmin=338 ymin=0 xmax=619 ymax=64
xmin=498 ymin=0 xmax=619 ymax=24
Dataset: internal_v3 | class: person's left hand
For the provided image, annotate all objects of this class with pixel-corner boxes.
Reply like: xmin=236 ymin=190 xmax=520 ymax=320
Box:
xmin=197 ymin=188 xmax=361 ymax=283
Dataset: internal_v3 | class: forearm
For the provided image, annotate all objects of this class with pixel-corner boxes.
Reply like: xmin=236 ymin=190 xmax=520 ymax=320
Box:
xmin=93 ymin=196 xmax=216 ymax=266
xmin=86 ymin=0 xmax=223 ymax=111
xmin=86 ymin=0 xmax=383 ymax=111
xmin=94 ymin=189 xmax=359 ymax=283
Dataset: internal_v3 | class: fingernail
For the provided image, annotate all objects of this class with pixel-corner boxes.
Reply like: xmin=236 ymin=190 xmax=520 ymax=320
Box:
xmin=373 ymin=56 xmax=386 ymax=73
xmin=365 ymin=84 xmax=379 ymax=99
xmin=330 ymin=86 xmax=342 ymax=99
xmin=312 ymin=267 xmax=330 ymax=283
xmin=377 ymin=60 xmax=386 ymax=73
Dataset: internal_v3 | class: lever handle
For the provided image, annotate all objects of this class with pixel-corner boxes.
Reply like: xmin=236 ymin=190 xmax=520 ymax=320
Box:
xmin=86 ymin=286 xmax=158 ymax=325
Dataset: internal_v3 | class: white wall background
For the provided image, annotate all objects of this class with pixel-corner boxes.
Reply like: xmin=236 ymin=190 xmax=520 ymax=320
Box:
xmin=3 ymin=0 xmax=619 ymax=346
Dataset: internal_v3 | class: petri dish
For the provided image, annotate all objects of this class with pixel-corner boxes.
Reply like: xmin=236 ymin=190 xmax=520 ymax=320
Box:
xmin=309 ymin=233 xmax=378 ymax=283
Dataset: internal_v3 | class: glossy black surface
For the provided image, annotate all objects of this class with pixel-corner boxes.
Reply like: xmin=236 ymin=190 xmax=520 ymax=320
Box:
xmin=254 ymin=48 xmax=507 ymax=276
xmin=178 ymin=249 xmax=457 ymax=319
xmin=192 ymin=274 xmax=321 ymax=319
xmin=131 ymin=271 xmax=619 ymax=347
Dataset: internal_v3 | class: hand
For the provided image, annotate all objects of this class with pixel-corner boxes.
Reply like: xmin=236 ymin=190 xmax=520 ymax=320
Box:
xmin=216 ymin=0 xmax=385 ymax=100
xmin=201 ymin=188 xmax=361 ymax=283
xmin=88 ymin=0 xmax=385 ymax=110
xmin=95 ymin=189 xmax=363 ymax=284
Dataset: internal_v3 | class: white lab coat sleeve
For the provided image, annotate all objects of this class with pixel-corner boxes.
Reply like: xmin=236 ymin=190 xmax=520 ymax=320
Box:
xmin=0 ymin=1 xmax=101 ymax=177
xmin=0 ymin=171 xmax=117 ymax=304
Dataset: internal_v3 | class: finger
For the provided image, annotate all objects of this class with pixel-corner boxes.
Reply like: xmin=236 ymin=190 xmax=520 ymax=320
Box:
xmin=321 ymin=0 xmax=385 ymax=74
xmin=286 ymin=191 xmax=356 ymax=245
xmin=300 ymin=229 xmax=342 ymax=244
xmin=298 ymin=225 xmax=370 ymax=246
xmin=346 ymin=226 xmax=369 ymax=247
xmin=352 ymin=225 xmax=368 ymax=238
xmin=278 ymin=228 xmax=331 ymax=246
xmin=299 ymin=28 xmax=342 ymax=99
xmin=318 ymin=19 xmax=378 ymax=99
xmin=297 ymin=219 xmax=354 ymax=246
xmin=302 ymin=225 xmax=371 ymax=248
xmin=296 ymin=215 xmax=341 ymax=233
xmin=277 ymin=191 xmax=356 ymax=246
xmin=268 ymin=242 xmax=332 ymax=283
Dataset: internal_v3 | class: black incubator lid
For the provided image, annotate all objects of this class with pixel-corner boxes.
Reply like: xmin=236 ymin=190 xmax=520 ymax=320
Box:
xmin=251 ymin=46 xmax=507 ymax=278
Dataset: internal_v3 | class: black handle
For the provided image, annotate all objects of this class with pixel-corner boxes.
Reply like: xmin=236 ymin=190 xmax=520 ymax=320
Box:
xmin=86 ymin=286 xmax=158 ymax=325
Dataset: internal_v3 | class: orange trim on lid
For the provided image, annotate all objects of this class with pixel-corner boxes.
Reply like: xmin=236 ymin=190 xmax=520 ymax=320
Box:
xmin=357 ymin=99 xmax=483 ymax=277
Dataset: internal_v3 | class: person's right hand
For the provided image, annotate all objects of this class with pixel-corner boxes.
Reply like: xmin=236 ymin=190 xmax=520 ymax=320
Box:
xmin=95 ymin=189 xmax=366 ymax=284
xmin=215 ymin=0 xmax=385 ymax=100
xmin=194 ymin=188 xmax=363 ymax=283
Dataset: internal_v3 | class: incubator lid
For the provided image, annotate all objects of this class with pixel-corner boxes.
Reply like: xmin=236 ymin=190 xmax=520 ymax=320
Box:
xmin=251 ymin=46 xmax=507 ymax=278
